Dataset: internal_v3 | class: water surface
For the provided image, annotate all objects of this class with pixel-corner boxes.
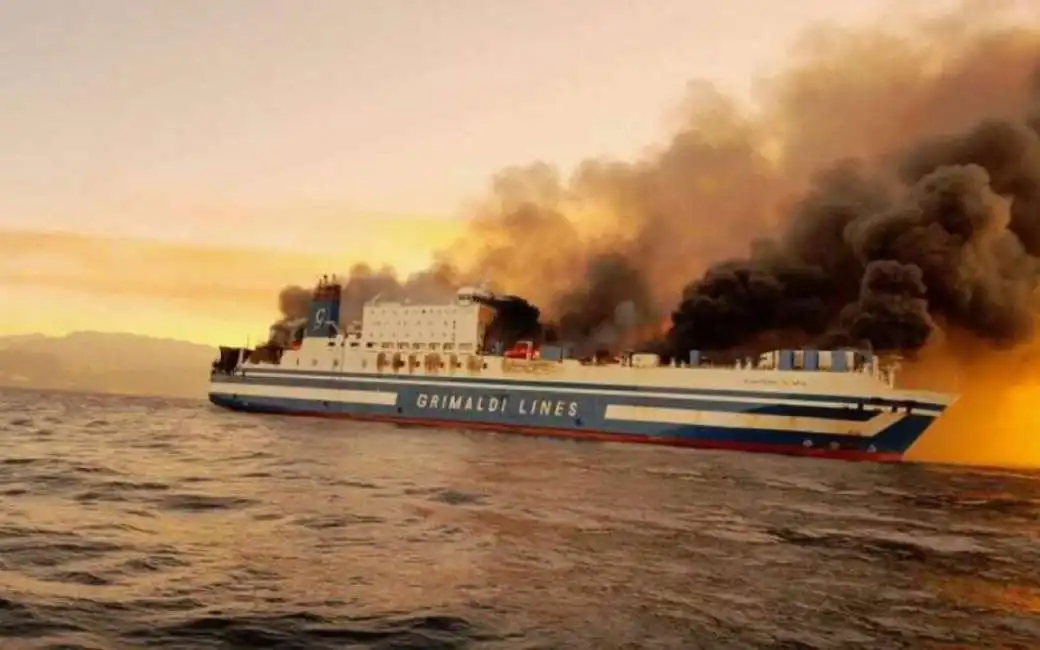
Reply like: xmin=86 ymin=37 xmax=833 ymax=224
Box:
xmin=1 ymin=388 xmax=1038 ymax=649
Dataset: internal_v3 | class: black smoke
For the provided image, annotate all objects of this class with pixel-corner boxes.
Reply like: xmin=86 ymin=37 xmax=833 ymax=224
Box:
xmin=474 ymin=294 xmax=543 ymax=350
xmin=551 ymin=252 xmax=658 ymax=354
xmin=668 ymin=116 xmax=1040 ymax=359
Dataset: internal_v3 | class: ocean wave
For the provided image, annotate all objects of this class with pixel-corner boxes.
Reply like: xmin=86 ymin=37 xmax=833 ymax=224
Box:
xmin=0 ymin=388 xmax=1038 ymax=648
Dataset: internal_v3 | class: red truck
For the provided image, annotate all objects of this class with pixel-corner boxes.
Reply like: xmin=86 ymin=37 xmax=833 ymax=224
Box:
xmin=503 ymin=340 xmax=539 ymax=360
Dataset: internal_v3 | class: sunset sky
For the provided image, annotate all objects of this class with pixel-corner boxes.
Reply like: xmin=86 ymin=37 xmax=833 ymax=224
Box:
xmin=0 ymin=0 xmax=1023 ymax=345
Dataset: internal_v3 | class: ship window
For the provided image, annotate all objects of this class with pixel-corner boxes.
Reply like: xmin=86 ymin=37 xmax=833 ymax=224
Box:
xmin=366 ymin=342 xmax=374 ymax=349
xmin=443 ymin=343 xmax=454 ymax=351
xmin=430 ymin=343 xmax=440 ymax=350
xmin=332 ymin=360 xmax=339 ymax=368
xmin=350 ymin=342 xmax=360 ymax=348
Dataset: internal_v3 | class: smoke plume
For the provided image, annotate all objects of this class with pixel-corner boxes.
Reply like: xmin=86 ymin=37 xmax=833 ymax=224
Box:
xmin=332 ymin=263 xmax=459 ymax=324
xmin=474 ymin=294 xmax=543 ymax=349
xmin=265 ymin=285 xmax=312 ymax=346
xmin=276 ymin=286 xmax=311 ymax=322
xmin=270 ymin=4 xmax=1040 ymax=362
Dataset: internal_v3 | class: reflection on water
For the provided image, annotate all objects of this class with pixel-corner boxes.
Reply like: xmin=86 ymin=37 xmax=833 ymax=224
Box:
xmin=0 ymin=387 xmax=1038 ymax=649
xmin=937 ymin=578 xmax=1040 ymax=617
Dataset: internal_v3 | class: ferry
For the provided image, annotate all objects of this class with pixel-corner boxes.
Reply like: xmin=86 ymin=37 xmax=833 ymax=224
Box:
xmin=207 ymin=276 xmax=957 ymax=462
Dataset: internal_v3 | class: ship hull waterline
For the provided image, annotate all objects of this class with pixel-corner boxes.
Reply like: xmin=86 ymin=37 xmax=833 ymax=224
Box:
xmin=207 ymin=376 xmax=939 ymax=463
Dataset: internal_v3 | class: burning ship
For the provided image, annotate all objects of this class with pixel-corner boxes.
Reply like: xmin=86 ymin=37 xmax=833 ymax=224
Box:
xmin=208 ymin=276 xmax=958 ymax=462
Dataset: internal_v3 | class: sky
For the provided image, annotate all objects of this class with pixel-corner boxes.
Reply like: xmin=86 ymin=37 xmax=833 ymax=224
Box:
xmin=0 ymin=0 xmax=991 ymax=345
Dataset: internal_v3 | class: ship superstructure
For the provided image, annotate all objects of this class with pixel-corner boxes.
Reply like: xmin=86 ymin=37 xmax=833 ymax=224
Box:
xmin=208 ymin=276 xmax=958 ymax=462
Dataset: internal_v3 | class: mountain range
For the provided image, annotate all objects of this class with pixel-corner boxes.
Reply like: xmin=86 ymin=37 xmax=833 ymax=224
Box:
xmin=0 ymin=332 xmax=218 ymax=399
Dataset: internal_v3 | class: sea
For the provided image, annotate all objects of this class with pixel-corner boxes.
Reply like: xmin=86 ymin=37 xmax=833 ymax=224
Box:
xmin=0 ymin=388 xmax=1038 ymax=650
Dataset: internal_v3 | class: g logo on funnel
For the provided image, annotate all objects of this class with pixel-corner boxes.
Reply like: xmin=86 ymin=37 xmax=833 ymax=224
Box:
xmin=313 ymin=307 xmax=328 ymax=330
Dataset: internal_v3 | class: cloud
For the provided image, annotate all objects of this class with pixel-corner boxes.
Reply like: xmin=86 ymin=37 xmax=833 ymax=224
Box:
xmin=0 ymin=220 xmax=462 ymax=316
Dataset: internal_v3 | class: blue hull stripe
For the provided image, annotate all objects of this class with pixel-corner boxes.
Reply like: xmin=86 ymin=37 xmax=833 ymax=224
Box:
xmin=217 ymin=374 xmax=887 ymax=421
xmin=236 ymin=367 xmax=947 ymax=411
xmin=209 ymin=378 xmax=939 ymax=456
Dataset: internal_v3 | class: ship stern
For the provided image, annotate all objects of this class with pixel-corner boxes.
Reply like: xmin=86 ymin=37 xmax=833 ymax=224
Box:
xmin=208 ymin=346 xmax=247 ymax=411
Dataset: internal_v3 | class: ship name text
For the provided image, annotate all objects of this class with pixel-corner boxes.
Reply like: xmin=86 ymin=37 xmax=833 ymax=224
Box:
xmin=414 ymin=392 xmax=579 ymax=418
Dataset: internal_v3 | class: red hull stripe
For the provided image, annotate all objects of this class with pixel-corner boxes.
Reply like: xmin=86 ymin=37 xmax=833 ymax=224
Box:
xmin=222 ymin=404 xmax=903 ymax=463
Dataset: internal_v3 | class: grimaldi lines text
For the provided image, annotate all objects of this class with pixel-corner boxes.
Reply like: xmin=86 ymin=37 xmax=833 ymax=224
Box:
xmin=207 ymin=279 xmax=957 ymax=463
xmin=415 ymin=392 xmax=580 ymax=419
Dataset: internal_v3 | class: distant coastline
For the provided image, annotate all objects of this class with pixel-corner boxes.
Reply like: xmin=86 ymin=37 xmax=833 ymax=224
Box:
xmin=0 ymin=332 xmax=216 ymax=399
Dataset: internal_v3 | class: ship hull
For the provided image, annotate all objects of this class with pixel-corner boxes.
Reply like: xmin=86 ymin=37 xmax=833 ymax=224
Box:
xmin=208 ymin=371 xmax=944 ymax=463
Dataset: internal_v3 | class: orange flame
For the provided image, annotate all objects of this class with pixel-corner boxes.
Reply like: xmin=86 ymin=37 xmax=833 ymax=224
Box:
xmin=902 ymin=332 xmax=1040 ymax=469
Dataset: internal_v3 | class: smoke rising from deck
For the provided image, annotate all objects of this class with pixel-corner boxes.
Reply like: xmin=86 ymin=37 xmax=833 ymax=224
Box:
xmin=473 ymin=294 xmax=543 ymax=349
xmin=332 ymin=263 xmax=460 ymax=324
xmin=276 ymin=286 xmax=311 ymax=322
xmin=266 ymin=285 xmax=312 ymax=346
xmin=272 ymin=6 xmax=1040 ymax=358
xmin=440 ymin=4 xmax=1040 ymax=358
